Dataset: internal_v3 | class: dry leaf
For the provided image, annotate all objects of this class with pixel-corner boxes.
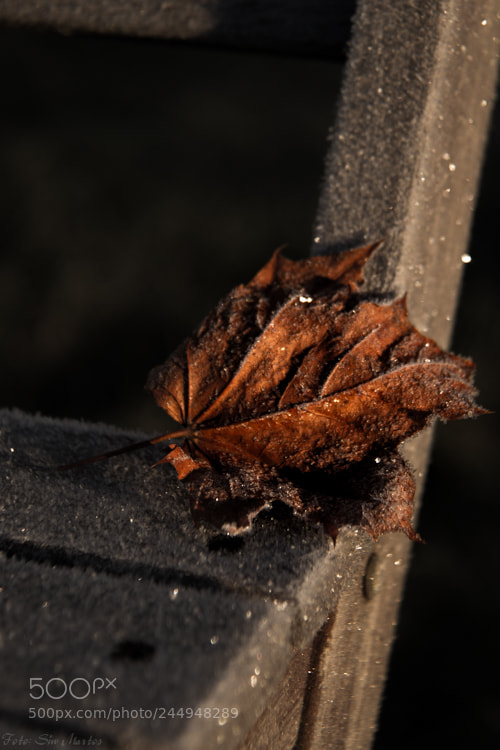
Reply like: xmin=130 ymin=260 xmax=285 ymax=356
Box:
xmin=146 ymin=243 xmax=483 ymax=540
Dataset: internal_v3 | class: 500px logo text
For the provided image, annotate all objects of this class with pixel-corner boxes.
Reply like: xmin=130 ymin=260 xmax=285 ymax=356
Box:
xmin=29 ymin=678 xmax=117 ymax=701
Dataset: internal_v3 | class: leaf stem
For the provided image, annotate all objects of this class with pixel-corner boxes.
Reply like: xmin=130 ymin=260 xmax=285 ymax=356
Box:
xmin=57 ymin=429 xmax=189 ymax=471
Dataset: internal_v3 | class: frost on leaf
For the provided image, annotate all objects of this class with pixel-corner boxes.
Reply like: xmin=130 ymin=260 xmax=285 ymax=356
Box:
xmin=146 ymin=243 xmax=483 ymax=540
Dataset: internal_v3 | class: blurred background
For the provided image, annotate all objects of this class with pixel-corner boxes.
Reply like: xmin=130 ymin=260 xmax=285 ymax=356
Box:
xmin=0 ymin=25 xmax=498 ymax=749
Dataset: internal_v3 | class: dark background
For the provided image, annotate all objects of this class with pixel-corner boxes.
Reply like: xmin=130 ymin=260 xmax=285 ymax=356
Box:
xmin=1 ymin=26 xmax=498 ymax=748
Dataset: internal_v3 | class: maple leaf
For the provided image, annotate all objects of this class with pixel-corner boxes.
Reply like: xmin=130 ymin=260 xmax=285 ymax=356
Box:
xmin=146 ymin=243 xmax=483 ymax=541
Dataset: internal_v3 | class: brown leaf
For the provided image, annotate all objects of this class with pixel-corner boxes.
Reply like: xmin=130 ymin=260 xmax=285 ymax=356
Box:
xmin=146 ymin=243 xmax=483 ymax=540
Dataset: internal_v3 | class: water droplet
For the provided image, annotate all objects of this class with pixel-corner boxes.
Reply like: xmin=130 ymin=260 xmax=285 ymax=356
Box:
xmin=449 ymin=163 xmax=456 ymax=172
xmin=250 ymin=675 xmax=258 ymax=688
xmin=374 ymin=457 xmax=381 ymax=464
xmin=299 ymin=294 xmax=313 ymax=304
xmin=169 ymin=587 xmax=179 ymax=601
xmin=443 ymin=152 xmax=451 ymax=160
xmin=481 ymin=18 xmax=488 ymax=25
xmin=481 ymin=99 xmax=488 ymax=107
xmin=461 ymin=253 xmax=472 ymax=263
xmin=210 ymin=635 xmax=219 ymax=645
xmin=9 ymin=447 xmax=15 ymax=453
